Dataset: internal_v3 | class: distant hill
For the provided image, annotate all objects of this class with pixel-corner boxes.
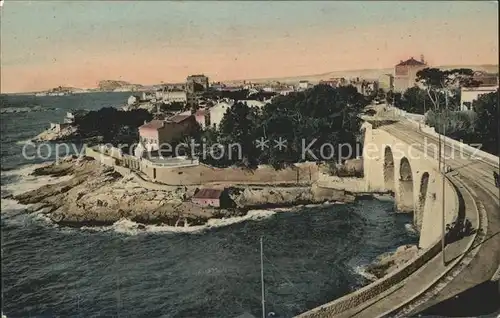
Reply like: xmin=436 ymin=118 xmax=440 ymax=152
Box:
xmin=48 ymin=86 xmax=86 ymax=93
xmin=97 ymin=80 xmax=144 ymax=92
xmin=226 ymin=64 xmax=499 ymax=84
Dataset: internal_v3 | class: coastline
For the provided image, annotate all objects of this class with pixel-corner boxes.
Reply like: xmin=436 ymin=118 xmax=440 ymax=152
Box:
xmin=4 ymin=156 xmax=418 ymax=281
xmin=6 ymin=157 xmax=353 ymax=227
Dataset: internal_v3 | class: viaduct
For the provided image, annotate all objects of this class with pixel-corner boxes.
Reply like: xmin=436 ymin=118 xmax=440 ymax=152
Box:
xmin=297 ymin=112 xmax=499 ymax=317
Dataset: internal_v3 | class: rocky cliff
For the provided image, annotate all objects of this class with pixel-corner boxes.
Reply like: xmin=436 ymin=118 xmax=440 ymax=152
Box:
xmin=97 ymin=80 xmax=143 ymax=92
xmin=12 ymin=157 xmax=357 ymax=228
xmin=32 ymin=125 xmax=79 ymax=142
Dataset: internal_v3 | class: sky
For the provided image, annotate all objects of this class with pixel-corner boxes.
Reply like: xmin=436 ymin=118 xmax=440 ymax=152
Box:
xmin=1 ymin=1 xmax=498 ymax=93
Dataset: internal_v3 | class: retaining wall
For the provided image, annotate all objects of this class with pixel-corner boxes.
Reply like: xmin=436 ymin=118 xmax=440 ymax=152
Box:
xmin=141 ymin=162 xmax=319 ymax=185
xmin=85 ymin=146 xmax=319 ymax=186
xmin=85 ymin=147 xmax=118 ymax=166
xmin=316 ymin=172 xmax=367 ymax=192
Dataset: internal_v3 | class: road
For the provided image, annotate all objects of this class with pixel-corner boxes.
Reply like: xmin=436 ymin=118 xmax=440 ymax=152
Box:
xmin=338 ymin=118 xmax=499 ymax=317
xmin=382 ymin=120 xmax=500 ymax=317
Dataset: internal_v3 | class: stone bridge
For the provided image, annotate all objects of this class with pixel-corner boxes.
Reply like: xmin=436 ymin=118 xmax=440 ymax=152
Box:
xmin=297 ymin=116 xmax=500 ymax=317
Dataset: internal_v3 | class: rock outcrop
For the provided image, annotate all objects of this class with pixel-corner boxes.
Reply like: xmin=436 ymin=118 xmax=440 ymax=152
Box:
xmin=13 ymin=157 xmax=357 ymax=228
xmin=14 ymin=157 xmax=223 ymax=227
xmin=32 ymin=125 xmax=78 ymax=142
xmin=366 ymin=244 xmax=420 ymax=279
xmin=98 ymin=80 xmax=143 ymax=92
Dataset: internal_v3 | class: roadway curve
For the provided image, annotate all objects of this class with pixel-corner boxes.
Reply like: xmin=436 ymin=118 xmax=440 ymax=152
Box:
xmin=382 ymin=120 xmax=500 ymax=316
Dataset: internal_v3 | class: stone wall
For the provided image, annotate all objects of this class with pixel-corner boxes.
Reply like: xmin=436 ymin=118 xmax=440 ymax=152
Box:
xmin=141 ymin=162 xmax=319 ymax=185
xmin=85 ymin=146 xmax=319 ymax=186
xmin=85 ymin=147 xmax=118 ymax=166
xmin=296 ymin=240 xmax=443 ymax=317
xmin=316 ymin=172 xmax=367 ymax=193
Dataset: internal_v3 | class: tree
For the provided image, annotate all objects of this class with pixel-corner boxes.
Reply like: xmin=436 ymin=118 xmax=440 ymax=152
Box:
xmin=398 ymin=87 xmax=434 ymax=114
xmin=416 ymin=68 xmax=475 ymax=112
xmin=219 ymin=102 xmax=260 ymax=167
xmin=472 ymin=90 xmax=499 ymax=155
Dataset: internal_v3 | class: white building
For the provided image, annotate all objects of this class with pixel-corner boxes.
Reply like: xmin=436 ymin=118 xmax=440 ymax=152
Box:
xmin=141 ymin=92 xmax=155 ymax=101
xmin=127 ymin=95 xmax=140 ymax=105
xmin=209 ymin=101 xmax=234 ymax=129
xmin=240 ymin=99 xmax=268 ymax=108
xmin=156 ymin=90 xmax=187 ymax=104
xmin=460 ymin=86 xmax=498 ymax=111
xmin=298 ymin=80 xmax=310 ymax=90
xmin=277 ymin=88 xmax=295 ymax=96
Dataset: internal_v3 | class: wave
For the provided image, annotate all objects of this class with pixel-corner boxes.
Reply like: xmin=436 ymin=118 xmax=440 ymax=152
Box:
xmin=82 ymin=210 xmax=277 ymax=235
xmin=0 ymin=106 xmax=59 ymax=114
xmin=405 ymin=223 xmax=418 ymax=235
xmin=14 ymin=138 xmax=33 ymax=145
xmin=353 ymin=265 xmax=378 ymax=282
xmin=1 ymin=162 xmax=71 ymax=198
xmin=2 ymin=163 xmax=277 ymax=234
xmin=373 ymin=193 xmax=395 ymax=202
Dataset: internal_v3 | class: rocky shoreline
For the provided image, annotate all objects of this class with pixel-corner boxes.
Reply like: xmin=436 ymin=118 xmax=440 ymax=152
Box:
xmin=6 ymin=156 xmax=419 ymax=283
xmin=364 ymin=244 xmax=420 ymax=280
xmin=9 ymin=157 xmax=361 ymax=228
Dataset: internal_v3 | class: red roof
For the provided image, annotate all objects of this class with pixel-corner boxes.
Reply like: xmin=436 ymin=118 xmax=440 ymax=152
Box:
xmin=193 ymin=188 xmax=224 ymax=199
xmin=139 ymin=120 xmax=165 ymax=130
xmin=194 ymin=109 xmax=207 ymax=116
xmin=168 ymin=114 xmax=192 ymax=123
xmin=396 ymin=57 xmax=426 ymax=67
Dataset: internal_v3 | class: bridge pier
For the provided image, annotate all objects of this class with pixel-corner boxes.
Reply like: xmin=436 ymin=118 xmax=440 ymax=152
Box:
xmin=362 ymin=122 xmax=459 ymax=249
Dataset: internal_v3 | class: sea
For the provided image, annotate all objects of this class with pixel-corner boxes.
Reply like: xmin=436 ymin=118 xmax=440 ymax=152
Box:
xmin=0 ymin=92 xmax=418 ymax=318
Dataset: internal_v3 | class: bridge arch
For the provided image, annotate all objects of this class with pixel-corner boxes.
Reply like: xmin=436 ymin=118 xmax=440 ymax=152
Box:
xmin=397 ymin=157 xmax=414 ymax=212
xmin=415 ymin=172 xmax=430 ymax=231
xmin=383 ymin=146 xmax=395 ymax=192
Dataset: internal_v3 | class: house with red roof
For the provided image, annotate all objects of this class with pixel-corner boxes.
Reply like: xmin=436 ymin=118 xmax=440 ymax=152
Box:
xmin=191 ymin=188 xmax=230 ymax=208
xmin=179 ymin=109 xmax=209 ymax=129
xmin=137 ymin=114 xmax=197 ymax=153
xmin=394 ymin=56 xmax=427 ymax=92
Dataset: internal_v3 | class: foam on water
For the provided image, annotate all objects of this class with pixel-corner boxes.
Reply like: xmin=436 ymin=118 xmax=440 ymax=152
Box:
xmin=405 ymin=223 xmax=418 ymax=235
xmin=353 ymin=265 xmax=378 ymax=282
xmin=2 ymin=163 xmax=278 ymax=234
xmin=14 ymin=138 xmax=34 ymax=146
xmin=1 ymin=162 xmax=72 ymax=198
xmin=82 ymin=209 xmax=277 ymax=235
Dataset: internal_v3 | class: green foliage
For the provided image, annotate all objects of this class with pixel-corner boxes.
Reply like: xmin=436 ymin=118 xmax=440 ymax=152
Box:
xmin=472 ymin=90 xmax=499 ymax=155
xmin=75 ymin=107 xmax=152 ymax=144
xmin=424 ymin=90 xmax=498 ymax=156
xmin=397 ymin=87 xmax=434 ymax=114
xmin=202 ymin=89 xmax=250 ymax=101
xmin=415 ymin=68 xmax=475 ymax=111
xmin=199 ymin=84 xmax=369 ymax=168
xmin=425 ymin=110 xmax=477 ymax=141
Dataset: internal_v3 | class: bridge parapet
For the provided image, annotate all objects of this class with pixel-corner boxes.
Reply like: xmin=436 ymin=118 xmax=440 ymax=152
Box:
xmin=385 ymin=106 xmax=499 ymax=165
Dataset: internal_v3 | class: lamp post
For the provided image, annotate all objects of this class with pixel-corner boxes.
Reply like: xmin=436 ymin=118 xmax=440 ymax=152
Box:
xmin=441 ymin=92 xmax=448 ymax=266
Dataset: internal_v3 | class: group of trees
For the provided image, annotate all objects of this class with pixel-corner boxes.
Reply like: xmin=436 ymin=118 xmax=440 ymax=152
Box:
xmin=390 ymin=67 xmax=498 ymax=156
xmin=75 ymin=107 xmax=152 ymax=145
xmin=192 ymin=85 xmax=369 ymax=169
